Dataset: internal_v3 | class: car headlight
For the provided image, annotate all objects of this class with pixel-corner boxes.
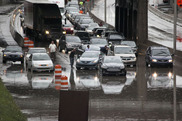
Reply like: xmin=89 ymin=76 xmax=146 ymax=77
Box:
xmin=168 ymin=59 xmax=173 ymax=62
xmin=70 ymin=28 xmax=74 ymax=30
xmin=3 ymin=54 xmax=6 ymax=57
xmin=132 ymin=57 xmax=136 ymax=61
xmin=168 ymin=72 xmax=172 ymax=78
xmin=33 ymin=63 xmax=39 ymax=66
xmin=152 ymin=59 xmax=157 ymax=62
xmin=45 ymin=30 xmax=50 ymax=34
xmin=152 ymin=72 xmax=158 ymax=78
xmin=63 ymin=31 xmax=66 ymax=34
xmin=101 ymin=65 xmax=107 ymax=69
xmin=77 ymin=59 xmax=80 ymax=62
xmin=93 ymin=60 xmax=98 ymax=63
xmin=20 ymin=55 xmax=23 ymax=57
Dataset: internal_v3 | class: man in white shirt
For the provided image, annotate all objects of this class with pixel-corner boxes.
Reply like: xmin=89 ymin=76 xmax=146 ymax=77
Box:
xmin=85 ymin=45 xmax=90 ymax=51
xmin=49 ymin=41 xmax=57 ymax=61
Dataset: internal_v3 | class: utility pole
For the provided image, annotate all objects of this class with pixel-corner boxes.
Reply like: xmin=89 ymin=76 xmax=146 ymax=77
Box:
xmin=173 ymin=0 xmax=177 ymax=55
xmin=104 ymin=0 xmax=106 ymax=22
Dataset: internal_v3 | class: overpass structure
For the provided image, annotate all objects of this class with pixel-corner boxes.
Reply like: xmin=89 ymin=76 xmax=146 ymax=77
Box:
xmin=115 ymin=0 xmax=148 ymax=44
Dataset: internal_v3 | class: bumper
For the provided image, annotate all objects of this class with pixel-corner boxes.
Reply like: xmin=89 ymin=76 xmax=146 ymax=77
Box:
xmin=3 ymin=56 xmax=24 ymax=62
xmin=122 ymin=60 xmax=136 ymax=66
xmin=102 ymin=69 xmax=126 ymax=75
xmin=76 ymin=63 xmax=99 ymax=68
xmin=32 ymin=66 xmax=54 ymax=72
xmin=151 ymin=62 xmax=173 ymax=67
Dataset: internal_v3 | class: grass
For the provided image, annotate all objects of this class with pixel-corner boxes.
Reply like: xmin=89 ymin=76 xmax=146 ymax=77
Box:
xmin=0 ymin=79 xmax=27 ymax=121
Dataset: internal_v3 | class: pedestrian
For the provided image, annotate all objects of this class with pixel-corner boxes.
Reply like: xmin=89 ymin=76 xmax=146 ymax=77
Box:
xmin=49 ymin=40 xmax=57 ymax=61
xmin=85 ymin=45 xmax=90 ymax=51
xmin=69 ymin=48 xmax=76 ymax=68
xmin=100 ymin=45 xmax=109 ymax=55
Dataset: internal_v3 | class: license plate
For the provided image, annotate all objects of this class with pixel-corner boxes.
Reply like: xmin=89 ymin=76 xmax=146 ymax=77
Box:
xmin=107 ymin=68 xmax=120 ymax=71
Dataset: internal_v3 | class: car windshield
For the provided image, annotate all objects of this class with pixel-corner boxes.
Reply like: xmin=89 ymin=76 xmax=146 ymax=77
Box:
xmin=5 ymin=46 xmax=22 ymax=52
xmin=33 ymin=54 xmax=50 ymax=61
xmin=110 ymin=34 xmax=124 ymax=39
xmin=28 ymin=49 xmax=46 ymax=54
xmin=75 ymin=32 xmax=89 ymax=37
xmin=82 ymin=52 xmax=99 ymax=58
xmin=81 ymin=19 xmax=93 ymax=24
xmin=82 ymin=45 xmax=100 ymax=51
xmin=115 ymin=47 xmax=133 ymax=54
xmin=104 ymin=57 xmax=121 ymax=63
xmin=152 ymin=49 xmax=170 ymax=56
xmin=91 ymin=39 xmax=107 ymax=44
xmin=66 ymin=36 xmax=81 ymax=43
xmin=121 ymin=41 xmax=136 ymax=47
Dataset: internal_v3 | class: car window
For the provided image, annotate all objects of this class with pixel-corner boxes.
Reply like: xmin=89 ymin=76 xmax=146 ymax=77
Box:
xmin=6 ymin=46 xmax=22 ymax=52
xmin=104 ymin=57 xmax=121 ymax=63
xmin=109 ymin=34 xmax=124 ymax=39
xmin=121 ymin=41 xmax=136 ymax=47
xmin=151 ymin=49 xmax=170 ymax=56
xmin=75 ymin=32 xmax=89 ymax=37
xmin=33 ymin=54 xmax=50 ymax=61
xmin=114 ymin=47 xmax=133 ymax=54
xmin=81 ymin=19 xmax=93 ymax=24
xmin=82 ymin=52 xmax=99 ymax=58
xmin=66 ymin=36 xmax=81 ymax=43
xmin=91 ymin=39 xmax=107 ymax=44
xmin=28 ymin=49 xmax=46 ymax=54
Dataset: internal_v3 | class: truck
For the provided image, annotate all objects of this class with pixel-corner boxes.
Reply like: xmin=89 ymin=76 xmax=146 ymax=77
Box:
xmin=24 ymin=0 xmax=62 ymax=41
xmin=48 ymin=0 xmax=65 ymax=16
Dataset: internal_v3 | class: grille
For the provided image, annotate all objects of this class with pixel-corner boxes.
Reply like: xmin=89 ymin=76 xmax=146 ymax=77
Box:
xmin=158 ymin=60 xmax=168 ymax=62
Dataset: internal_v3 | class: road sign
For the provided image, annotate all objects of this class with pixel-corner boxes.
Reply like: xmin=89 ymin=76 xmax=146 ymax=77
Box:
xmin=177 ymin=0 xmax=182 ymax=8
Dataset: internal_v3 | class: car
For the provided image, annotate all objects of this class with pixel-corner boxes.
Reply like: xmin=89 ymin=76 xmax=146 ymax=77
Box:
xmin=2 ymin=46 xmax=24 ymax=64
xmin=92 ymin=27 xmax=107 ymax=37
xmin=121 ymin=40 xmax=138 ymax=55
xmin=107 ymin=32 xmax=125 ymax=45
xmin=76 ymin=51 xmax=101 ymax=70
xmin=85 ymin=23 xmax=99 ymax=35
xmin=25 ymin=47 xmax=47 ymax=65
xmin=90 ymin=37 xmax=108 ymax=48
xmin=77 ymin=18 xmax=94 ymax=30
xmin=75 ymin=31 xmax=90 ymax=44
xmin=100 ymin=56 xmax=126 ymax=76
xmin=145 ymin=46 xmax=173 ymax=67
xmin=63 ymin=20 xmax=74 ymax=34
xmin=72 ymin=14 xmax=89 ymax=25
xmin=59 ymin=35 xmax=82 ymax=53
xmin=112 ymin=45 xmax=136 ymax=67
xmin=27 ymin=53 xmax=54 ymax=72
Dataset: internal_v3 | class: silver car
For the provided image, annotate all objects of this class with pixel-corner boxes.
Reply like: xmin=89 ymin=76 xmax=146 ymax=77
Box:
xmin=100 ymin=56 xmax=126 ymax=76
xmin=27 ymin=53 xmax=54 ymax=72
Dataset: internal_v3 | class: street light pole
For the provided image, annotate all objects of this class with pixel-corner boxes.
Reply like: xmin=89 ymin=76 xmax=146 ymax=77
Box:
xmin=173 ymin=0 xmax=177 ymax=55
xmin=104 ymin=0 xmax=106 ymax=22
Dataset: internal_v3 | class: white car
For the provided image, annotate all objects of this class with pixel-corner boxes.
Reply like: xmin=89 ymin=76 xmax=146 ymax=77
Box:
xmin=27 ymin=53 xmax=54 ymax=72
xmin=113 ymin=45 xmax=136 ymax=67
xmin=25 ymin=48 xmax=47 ymax=65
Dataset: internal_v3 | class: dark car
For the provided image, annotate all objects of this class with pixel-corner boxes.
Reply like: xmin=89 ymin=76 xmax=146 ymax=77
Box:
xmin=75 ymin=31 xmax=90 ymax=44
xmin=100 ymin=56 xmax=126 ymax=76
xmin=145 ymin=46 xmax=173 ymax=67
xmin=2 ymin=46 xmax=24 ymax=64
xmin=76 ymin=51 xmax=101 ymax=70
xmin=59 ymin=35 xmax=82 ymax=53
xmin=107 ymin=32 xmax=125 ymax=45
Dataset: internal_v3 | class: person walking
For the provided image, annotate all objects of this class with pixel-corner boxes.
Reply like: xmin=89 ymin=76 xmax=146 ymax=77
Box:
xmin=100 ymin=45 xmax=109 ymax=55
xmin=69 ymin=48 xmax=76 ymax=68
xmin=85 ymin=45 xmax=90 ymax=51
xmin=49 ymin=41 xmax=57 ymax=61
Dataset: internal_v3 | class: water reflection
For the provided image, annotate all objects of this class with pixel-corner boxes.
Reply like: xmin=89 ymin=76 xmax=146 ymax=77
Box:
xmin=4 ymin=64 xmax=24 ymax=79
xmin=146 ymin=68 xmax=173 ymax=89
xmin=27 ymin=71 xmax=54 ymax=89
xmin=75 ymin=70 xmax=101 ymax=90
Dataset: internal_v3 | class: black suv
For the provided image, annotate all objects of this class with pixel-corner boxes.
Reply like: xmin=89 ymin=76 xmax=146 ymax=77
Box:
xmin=2 ymin=46 xmax=24 ymax=64
xmin=75 ymin=31 xmax=90 ymax=44
xmin=145 ymin=46 xmax=173 ymax=67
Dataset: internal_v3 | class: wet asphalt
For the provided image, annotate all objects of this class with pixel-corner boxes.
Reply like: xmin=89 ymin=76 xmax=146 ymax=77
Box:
xmin=1 ymin=2 xmax=182 ymax=121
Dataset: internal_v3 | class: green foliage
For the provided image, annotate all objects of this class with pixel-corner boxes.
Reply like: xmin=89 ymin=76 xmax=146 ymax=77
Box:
xmin=0 ymin=79 xmax=27 ymax=121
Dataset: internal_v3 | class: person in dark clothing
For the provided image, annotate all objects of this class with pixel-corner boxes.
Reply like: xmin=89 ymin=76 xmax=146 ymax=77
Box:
xmin=69 ymin=48 xmax=76 ymax=68
xmin=100 ymin=45 xmax=109 ymax=55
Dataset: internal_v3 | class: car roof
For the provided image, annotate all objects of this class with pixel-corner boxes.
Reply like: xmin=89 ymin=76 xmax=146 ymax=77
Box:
xmin=32 ymin=53 xmax=48 ymax=56
xmin=6 ymin=45 xmax=21 ymax=48
xmin=28 ymin=47 xmax=46 ymax=50
xmin=150 ymin=46 xmax=168 ymax=50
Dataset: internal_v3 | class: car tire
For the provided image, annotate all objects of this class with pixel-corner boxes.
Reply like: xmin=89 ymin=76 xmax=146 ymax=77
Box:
xmin=76 ymin=67 xmax=81 ymax=70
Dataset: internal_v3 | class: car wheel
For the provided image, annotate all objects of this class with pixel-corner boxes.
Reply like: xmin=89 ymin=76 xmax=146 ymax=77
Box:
xmin=3 ymin=59 xmax=6 ymax=64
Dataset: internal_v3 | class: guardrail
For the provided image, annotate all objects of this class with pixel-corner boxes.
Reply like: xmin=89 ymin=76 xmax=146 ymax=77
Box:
xmin=9 ymin=4 xmax=24 ymax=47
xmin=148 ymin=4 xmax=182 ymax=27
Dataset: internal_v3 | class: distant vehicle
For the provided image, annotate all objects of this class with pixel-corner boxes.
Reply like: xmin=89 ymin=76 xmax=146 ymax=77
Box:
xmin=107 ymin=32 xmax=125 ymax=45
xmin=90 ymin=37 xmax=108 ymax=48
xmin=65 ymin=7 xmax=79 ymax=19
xmin=76 ymin=51 xmax=101 ymax=70
xmin=75 ymin=31 xmax=90 ymax=44
xmin=92 ymin=27 xmax=107 ymax=37
xmin=59 ymin=35 xmax=82 ymax=53
xmin=77 ymin=19 xmax=94 ymax=30
xmin=145 ymin=46 xmax=173 ymax=67
xmin=27 ymin=53 xmax=54 ymax=72
xmin=100 ymin=56 xmax=126 ymax=76
xmin=112 ymin=45 xmax=136 ymax=67
xmin=121 ymin=40 xmax=138 ymax=55
xmin=85 ymin=23 xmax=99 ymax=35
xmin=63 ymin=20 xmax=74 ymax=34
xmin=48 ymin=0 xmax=65 ymax=16
xmin=24 ymin=0 xmax=62 ymax=41
xmin=25 ymin=47 xmax=47 ymax=65
xmin=2 ymin=46 xmax=24 ymax=64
